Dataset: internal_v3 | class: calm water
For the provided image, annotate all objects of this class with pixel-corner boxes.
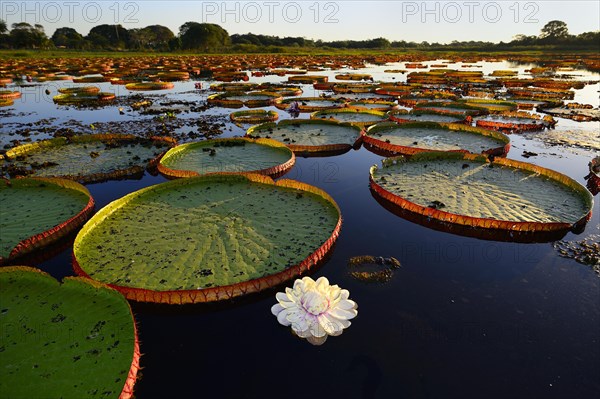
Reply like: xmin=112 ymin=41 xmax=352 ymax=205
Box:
xmin=1 ymin=59 xmax=599 ymax=399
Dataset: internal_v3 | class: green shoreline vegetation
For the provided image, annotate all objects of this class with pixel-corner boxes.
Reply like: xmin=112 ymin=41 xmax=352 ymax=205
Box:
xmin=0 ymin=19 xmax=598 ymax=58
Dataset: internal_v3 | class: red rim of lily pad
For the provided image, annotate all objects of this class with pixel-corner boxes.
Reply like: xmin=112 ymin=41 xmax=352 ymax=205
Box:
xmin=125 ymin=82 xmax=175 ymax=91
xmin=369 ymin=152 xmax=593 ymax=241
xmin=157 ymin=137 xmax=295 ymax=179
xmin=229 ymin=109 xmax=279 ymax=123
xmin=0 ymin=177 xmax=95 ymax=265
xmin=362 ymin=122 xmax=511 ymax=157
xmin=246 ymin=119 xmax=364 ymax=155
xmin=310 ymin=108 xmax=388 ymax=128
xmin=273 ymin=97 xmax=346 ymax=112
xmin=0 ymin=266 xmax=141 ymax=399
xmin=4 ymin=134 xmax=177 ymax=184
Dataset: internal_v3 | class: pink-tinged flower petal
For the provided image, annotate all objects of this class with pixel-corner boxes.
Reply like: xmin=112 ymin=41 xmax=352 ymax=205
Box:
xmin=306 ymin=334 xmax=328 ymax=346
xmin=324 ymin=314 xmax=347 ymax=336
xmin=319 ymin=314 xmax=343 ymax=335
xmin=276 ymin=292 xmax=290 ymax=303
xmin=285 ymin=286 xmax=300 ymax=300
xmin=296 ymin=328 xmax=312 ymax=338
xmin=300 ymin=276 xmax=315 ymax=289
xmin=286 ymin=307 xmax=307 ymax=325
xmin=327 ymin=306 xmax=358 ymax=320
xmin=277 ymin=309 xmax=291 ymax=326
xmin=293 ymin=278 xmax=305 ymax=292
xmin=336 ymin=297 xmax=356 ymax=310
xmin=328 ymin=286 xmax=342 ymax=301
xmin=273 ymin=276 xmax=357 ymax=345
xmin=271 ymin=303 xmax=284 ymax=316
xmin=310 ymin=321 xmax=327 ymax=338
xmin=315 ymin=276 xmax=329 ymax=292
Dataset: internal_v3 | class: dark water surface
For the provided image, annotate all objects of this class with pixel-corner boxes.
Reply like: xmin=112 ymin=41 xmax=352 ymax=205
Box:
xmin=2 ymin=60 xmax=598 ymax=399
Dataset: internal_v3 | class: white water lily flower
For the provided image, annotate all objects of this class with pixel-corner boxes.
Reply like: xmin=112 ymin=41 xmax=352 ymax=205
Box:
xmin=271 ymin=276 xmax=358 ymax=345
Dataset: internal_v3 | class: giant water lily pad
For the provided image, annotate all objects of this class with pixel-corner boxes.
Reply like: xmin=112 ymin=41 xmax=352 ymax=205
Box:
xmin=0 ymin=178 xmax=94 ymax=264
xmin=370 ymin=152 xmax=593 ymax=239
xmin=207 ymin=92 xmax=282 ymax=108
xmin=363 ymin=122 xmax=510 ymax=156
xmin=475 ymin=112 xmax=556 ymax=132
xmin=73 ymin=174 xmax=341 ymax=304
xmin=125 ymin=82 xmax=174 ymax=91
xmin=246 ymin=119 xmax=362 ymax=154
xmin=2 ymin=134 xmax=175 ymax=183
xmin=158 ymin=138 xmax=295 ymax=178
xmin=414 ymin=102 xmax=486 ymax=117
xmin=53 ymin=92 xmax=115 ymax=104
xmin=311 ymin=108 xmax=388 ymax=127
xmin=461 ymin=99 xmax=518 ymax=113
xmin=274 ymin=97 xmax=345 ymax=112
xmin=348 ymin=100 xmax=398 ymax=111
xmin=230 ymin=109 xmax=278 ymax=124
xmin=0 ymin=266 xmax=139 ymax=399
xmin=388 ymin=109 xmax=467 ymax=124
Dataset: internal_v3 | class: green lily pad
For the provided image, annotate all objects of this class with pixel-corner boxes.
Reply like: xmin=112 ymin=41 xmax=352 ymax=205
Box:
xmin=2 ymin=134 xmax=174 ymax=183
xmin=73 ymin=174 xmax=341 ymax=304
xmin=207 ymin=91 xmax=281 ymax=108
xmin=53 ymin=92 xmax=115 ymax=104
xmin=246 ymin=119 xmax=362 ymax=154
xmin=364 ymin=122 xmax=509 ymax=156
xmin=414 ymin=102 xmax=485 ymax=116
xmin=370 ymin=152 xmax=593 ymax=229
xmin=274 ymin=97 xmax=345 ymax=112
xmin=348 ymin=100 xmax=397 ymax=111
xmin=0 ymin=266 xmax=139 ymax=399
xmin=389 ymin=109 xmax=467 ymax=124
xmin=311 ymin=108 xmax=388 ymax=127
xmin=230 ymin=109 xmax=278 ymax=124
xmin=461 ymin=99 xmax=518 ymax=112
xmin=0 ymin=178 xmax=94 ymax=264
xmin=158 ymin=138 xmax=295 ymax=178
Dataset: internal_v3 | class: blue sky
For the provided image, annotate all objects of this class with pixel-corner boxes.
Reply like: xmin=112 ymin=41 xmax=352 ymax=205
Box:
xmin=2 ymin=1 xmax=599 ymax=43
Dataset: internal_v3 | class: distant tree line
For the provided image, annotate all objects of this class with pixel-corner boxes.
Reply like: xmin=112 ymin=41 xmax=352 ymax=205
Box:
xmin=0 ymin=19 xmax=597 ymax=52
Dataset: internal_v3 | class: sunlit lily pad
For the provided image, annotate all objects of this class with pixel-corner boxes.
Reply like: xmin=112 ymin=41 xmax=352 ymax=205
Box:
xmin=230 ymin=109 xmax=278 ymax=124
xmin=208 ymin=91 xmax=282 ymax=108
xmin=0 ymin=266 xmax=139 ymax=399
xmin=332 ymin=83 xmax=376 ymax=94
xmin=158 ymin=138 xmax=295 ymax=178
xmin=414 ymin=102 xmax=486 ymax=116
xmin=274 ymin=97 xmax=346 ymax=112
xmin=125 ymin=82 xmax=174 ymax=91
xmin=0 ymin=178 xmax=94 ymax=264
xmin=335 ymin=73 xmax=372 ymax=81
xmin=475 ymin=111 xmax=556 ymax=132
xmin=53 ymin=92 xmax=115 ymax=104
xmin=246 ymin=119 xmax=362 ymax=154
xmin=370 ymin=152 xmax=593 ymax=238
xmin=2 ymin=134 xmax=175 ymax=183
xmin=363 ymin=122 xmax=510 ymax=156
xmin=539 ymin=105 xmax=600 ymax=122
xmin=311 ymin=108 xmax=388 ymax=127
xmin=348 ymin=100 xmax=398 ymax=111
xmin=73 ymin=174 xmax=341 ymax=304
xmin=0 ymin=90 xmax=21 ymax=99
xmin=58 ymin=86 xmax=100 ymax=95
xmin=461 ymin=99 xmax=518 ymax=113
xmin=288 ymin=75 xmax=328 ymax=84
xmin=210 ymin=82 xmax=258 ymax=92
xmin=388 ymin=109 xmax=468 ymax=124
